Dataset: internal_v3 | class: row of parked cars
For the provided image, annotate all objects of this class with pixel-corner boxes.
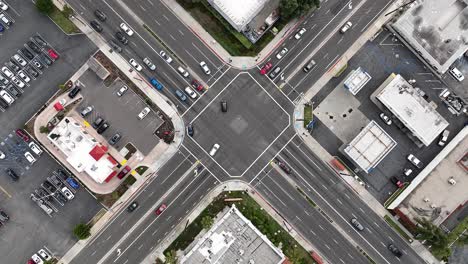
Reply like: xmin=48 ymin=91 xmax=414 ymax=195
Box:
xmin=0 ymin=34 xmax=59 ymax=109
xmin=27 ymin=248 xmax=53 ymax=264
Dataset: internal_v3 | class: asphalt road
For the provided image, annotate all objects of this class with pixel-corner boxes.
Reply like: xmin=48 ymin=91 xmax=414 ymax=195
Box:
xmin=64 ymin=0 xmax=428 ymax=263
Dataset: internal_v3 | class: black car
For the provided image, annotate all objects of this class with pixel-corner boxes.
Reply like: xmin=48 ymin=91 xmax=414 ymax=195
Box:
xmin=36 ymin=188 xmax=51 ymax=201
xmin=94 ymin=9 xmax=107 ymax=21
xmin=43 ymin=180 xmax=56 ymax=193
xmin=39 ymin=53 xmax=52 ymax=66
xmin=90 ymin=20 xmax=103 ymax=32
xmin=187 ymin=124 xmax=194 ymax=137
xmin=57 ymin=169 xmax=69 ymax=181
xmin=0 ymin=210 xmax=9 ymax=222
xmin=109 ymin=40 xmax=122 ymax=53
xmin=7 ymin=61 xmax=20 ymax=73
xmin=33 ymin=35 xmax=47 ymax=47
xmin=109 ymin=133 xmax=121 ymax=145
xmin=92 ymin=117 xmax=104 ymax=129
xmin=6 ymin=168 xmax=18 ymax=181
xmin=68 ymin=86 xmax=81 ymax=98
xmin=5 ymin=85 xmax=20 ymax=97
xmin=25 ymin=66 xmax=39 ymax=78
xmin=54 ymin=192 xmax=68 ymax=204
xmin=20 ymin=48 xmax=34 ymax=60
xmin=220 ymin=100 xmax=227 ymax=112
xmin=0 ymin=97 xmax=9 ymax=109
xmin=50 ymin=175 xmax=63 ymax=187
xmin=32 ymin=58 xmax=43 ymax=69
xmin=97 ymin=122 xmax=110 ymax=134
xmin=27 ymin=40 xmax=41 ymax=53
xmin=115 ymin=32 xmax=128 ymax=45
xmin=127 ymin=201 xmax=139 ymax=212
xmin=388 ymin=244 xmax=402 ymax=258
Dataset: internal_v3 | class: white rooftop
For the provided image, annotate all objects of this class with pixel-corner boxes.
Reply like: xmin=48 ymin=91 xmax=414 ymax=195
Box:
xmin=376 ymin=74 xmax=449 ymax=146
xmin=343 ymin=121 xmax=397 ymax=173
xmin=208 ymin=0 xmax=268 ymax=31
xmin=344 ymin=67 xmax=372 ymax=95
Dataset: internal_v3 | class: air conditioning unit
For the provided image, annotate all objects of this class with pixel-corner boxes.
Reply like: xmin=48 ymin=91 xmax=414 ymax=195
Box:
xmin=430 ymin=204 xmax=437 ymax=208
xmin=448 ymin=178 xmax=456 ymax=185
xmin=423 ymin=198 xmax=430 ymax=203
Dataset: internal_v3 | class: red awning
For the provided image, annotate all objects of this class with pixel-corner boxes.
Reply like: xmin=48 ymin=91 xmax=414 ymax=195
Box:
xmin=53 ymin=102 xmax=64 ymax=111
xmin=104 ymin=170 xmax=117 ymax=182
xmin=106 ymin=155 xmax=118 ymax=166
xmin=89 ymin=145 xmax=106 ymax=161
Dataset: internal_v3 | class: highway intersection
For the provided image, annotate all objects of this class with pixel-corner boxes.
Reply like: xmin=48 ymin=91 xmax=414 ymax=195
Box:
xmin=63 ymin=0 xmax=427 ymax=263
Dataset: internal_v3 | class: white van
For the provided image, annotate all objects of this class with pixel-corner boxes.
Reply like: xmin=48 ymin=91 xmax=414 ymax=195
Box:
xmin=0 ymin=90 xmax=14 ymax=105
xmin=449 ymin=67 xmax=464 ymax=82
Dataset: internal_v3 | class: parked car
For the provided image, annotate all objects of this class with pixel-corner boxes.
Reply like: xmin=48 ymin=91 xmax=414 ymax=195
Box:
xmin=276 ymin=48 xmax=288 ymax=59
xmin=50 ymin=175 xmax=63 ymax=187
xmin=6 ymin=168 xmax=19 ymax=181
xmin=109 ymin=40 xmax=122 ymax=53
xmin=0 ymin=73 xmax=9 ymax=85
xmin=127 ymin=201 xmax=139 ymax=212
xmin=379 ymin=113 xmax=392 ymax=125
xmin=175 ymin=89 xmax=187 ymax=101
xmin=18 ymin=70 xmax=31 ymax=83
xmin=340 ymin=21 xmax=353 ymax=33
xmin=129 ymin=58 xmax=142 ymax=71
xmin=184 ymin=86 xmax=197 ymax=99
xmin=120 ymin=22 xmax=134 ymax=36
xmin=68 ymin=86 xmax=81 ymax=98
xmin=5 ymin=85 xmax=20 ymax=97
xmin=57 ymin=169 xmax=69 ymax=180
xmin=94 ymin=9 xmax=107 ymax=21
xmin=449 ymin=67 xmax=464 ymax=82
xmin=191 ymin=79 xmax=204 ymax=91
xmin=15 ymin=129 xmax=30 ymax=142
xmin=13 ymin=54 xmax=27 ymax=67
xmin=0 ymin=90 xmax=14 ymax=105
xmin=61 ymin=186 xmax=74 ymax=200
xmin=48 ymin=49 xmax=59 ymax=60
xmin=32 ymin=58 xmax=44 ymax=69
xmin=117 ymin=86 xmax=128 ymax=96
xmin=0 ymin=210 xmax=9 ymax=222
xmin=1 ymin=66 xmax=13 ymax=78
xmin=25 ymin=66 xmax=39 ymax=78
xmin=97 ymin=122 xmax=110 ymax=134
xmin=20 ymin=48 xmax=34 ymax=60
xmin=187 ymin=123 xmax=194 ymax=137
xmin=438 ymin=130 xmax=450 ymax=146
xmin=27 ymin=41 xmax=41 ymax=53
xmin=0 ymin=1 xmax=9 ymax=11
xmin=33 ymin=35 xmax=47 ymax=47
xmin=80 ymin=106 xmax=94 ymax=117
xmin=7 ymin=61 xmax=21 ymax=73
xmin=138 ymin=107 xmax=150 ymax=120
xmin=66 ymin=177 xmax=80 ymax=189
xmin=177 ymin=66 xmax=189 ymax=78
xmin=294 ymin=27 xmax=307 ymax=39
xmin=0 ymin=150 xmax=5 ymax=159
xmin=209 ymin=143 xmax=220 ymax=156
xmin=199 ymin=61 xmax=211 ymax=74
xmin=31 ymin=254 xmax=43 ymax=264
xmin=11 ymin=76 xmax=25 ymax=88
xmin=117 ymin=166 xmax=131 ymax=179
xmin=0 ymin=13 xmax=12 ymax=26
xmin=220 ymin=100 xmax=227 ymax=112
xmin=92 ymin=117 xmax=104 ymax=129
xmin=143 ymin=57 xmax=156 ymax=71
xmin=159 ymin=50 xmax=173 ymax=63
xmin=43 ymin=180 xmax=56 ymax=193
xmin=260 ymin=62 xmax=273 ymax=75
xmin=155 ymin=204 xmax=167 ymax=215
xmin=390 ymin=176 xmax=404 ymax=188
xmin=38 ymin=249 xmax=52 ymax=261
xmin=39 ymin=53 xmax=52 ymax=66
xmin=109 ymin=133 xmax=121 ymax=145
xmin=350 ymin=218 xmax=364 ymax=231
xmin=407 ymin=154 xmax=423 ymax=169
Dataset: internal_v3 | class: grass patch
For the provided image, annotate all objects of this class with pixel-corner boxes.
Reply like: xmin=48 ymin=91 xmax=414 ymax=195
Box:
xmin=135 ymin=166 xmax=149 ymax=175
xmin=95 ymin=175 xmax=137 ymax=207
xmin=176 ymin=0 xmax=286 ymax=56
xmin=303 ymin=104 xmax=313 ymax=128
xmin=49 ymin=6 xmax=80 ymax=34
xmin=165 ymin=191 xmax=317 ymax=263
xmin=333 ymin=62 xmax=348 ymax=78
xmin=296 ymin=187 xmax=316 ymax=207
xmin=384 ymin=215 xmax=412 ymax=242
xmin=448 ymin=217 xmax=468 ymax=244
xmin=383 ymin=183 xmax=408 ymax=208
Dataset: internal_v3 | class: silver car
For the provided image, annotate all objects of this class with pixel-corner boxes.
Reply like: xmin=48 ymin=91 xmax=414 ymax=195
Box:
xmin=80 ymin=106 xmax=94 ymax=117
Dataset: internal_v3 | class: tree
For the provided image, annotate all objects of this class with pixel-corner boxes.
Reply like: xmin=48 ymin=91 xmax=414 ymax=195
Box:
xmin=164 ymin=250 xmax=177 ymax=264
xmin=280 ymin=0 xmax=299 ymax=19
xmin=39 ymin=126 xmax=50 ymax=134
xmin=36 ymin=0 xmax=54 ymax=15
xmin=62 ymin=4 xmax=74 ymax=18
xmin=73 ymin=223 xmax=91 ymax=240
xmin=415 ymin=218 xmax=451 ymax=259
xmin=280 ymin=0 xmax=320 ymax=19
xmin=201 ymin=215 xmax=214 ymax=229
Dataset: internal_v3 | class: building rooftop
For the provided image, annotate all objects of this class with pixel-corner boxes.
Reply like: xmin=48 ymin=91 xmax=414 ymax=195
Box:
xmin=344 ymin=67 xmax=372 ymax=95
xmin=180 ymin=205 xmax=285 ymax=264
xmin=208 ymin=0 xmax=268 ymax=32
xmin=343 ymin=121 xmax=397 ymax=173
xmin=388 ymin=126 xmax=468 ymax=225
xmin=392 ymin=0 xmax=468 ymax=74
xmin=376 ymin=74 xmax=449 ymax=146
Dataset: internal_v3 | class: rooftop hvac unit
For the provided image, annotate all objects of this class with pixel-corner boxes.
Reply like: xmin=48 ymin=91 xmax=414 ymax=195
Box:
xmin=448 ymin=178 xmax=456 ymax=185
xmin=423 ymin=198 xmax=430 ymax=203
xmin=430 ymin=204 xmax=437 ymax=208
xmin=249 ymin=260 xmax=255 ymax=264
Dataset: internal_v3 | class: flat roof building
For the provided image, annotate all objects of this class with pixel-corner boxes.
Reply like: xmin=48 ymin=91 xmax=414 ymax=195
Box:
xmin=375 ymin=74 xmax=449 ymax=146
xmin=391 ymin=0 xmax=468 ymax=74
xmin=342 ymin=121 xmax=397 ymax=173
xmin=180 ymin=205 xmax=286 ymax=264
xmin=344 ymin=67 xmax=371 ymax=95
xmin=387 ymin=126 xmax=468 ymax=226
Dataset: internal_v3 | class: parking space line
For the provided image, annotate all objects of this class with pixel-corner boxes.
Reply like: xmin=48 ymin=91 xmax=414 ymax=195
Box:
xmin=0 ymin=184 xmax=12 ymax=198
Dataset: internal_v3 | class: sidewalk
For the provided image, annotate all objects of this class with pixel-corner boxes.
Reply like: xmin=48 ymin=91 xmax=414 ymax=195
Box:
xmin=160 ymin=0 xmax=301 ymax=69
xmin=293 ymin=0 xmax=439 ymax=263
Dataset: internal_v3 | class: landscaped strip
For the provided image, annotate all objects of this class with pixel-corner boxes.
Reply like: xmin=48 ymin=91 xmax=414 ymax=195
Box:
xmin=384 ymin=215 xmax=413 ymax=242
xmin=383 ymin=183 xmax=408 ymax=208
xmin=49 ymin=6 xmax=80 ymax=34
xmin=296 ymin=187 xmax=317 ymax=207
xmin=303 ymin=105 xmax=313 ymax=128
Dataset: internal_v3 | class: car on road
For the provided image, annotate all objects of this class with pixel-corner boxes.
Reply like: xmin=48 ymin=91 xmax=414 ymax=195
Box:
xmin=127 ymin=201 xmax=139 ymax=212
xmin=260 ymin=62 xmax=273 ymax=75
xmin=117 ymin=166 xmax=131 ymax=179
xmin=175 ymin=89 xmax=187 ymax=101
xmin=199 ymin=61 xmax=211 ymax=74
xmin=220 ymin=100 xmax=227 ymax=112
xmin=117 ymin=85 xmax=128 ymax=96
xmin=143 ymin=57 xmax=156 ymax=71
xmin=388 ymin=244 xmax=402 ymax=258
xmin=90 ymin=20 xmax=103 ymax=32
xmin=340 ymin=21 xmax=352 ymax=33
xmin=191 ymin=79 xmax=204 ymax=91
xmin=29 ymin=142 xmax=43 ymax=156
xmin=269 ymin=66 xmax=281 ymax=79
xmin=13 ymin=54 xmax=27 ymax=67
xmin=1 ymin=66 xmax=13 ymax=78
xmin=379 ymin=113 xmax=392 ymax=125
xmin=97 ymin=122 xmax=110 ymax=134
xmin=294 ymin=27 xmax=307 ymax=39
xmin=38 ymin=249 xmax=52 ymax=261
xmin=149 ymin=78 xmax=163 ymax=90
xmin=390 ymin=176 xmax=404 ymax=188
xmin=120 ymin=22 xmax=134 ymax=36
xmin=438 ymin=130 xmax=450 ymax=146
xmin=94 ymin=9 xmax=107 ymax=21
xmin=155 ymin=204 xmax=167 ymax=215
xmin=109 ymin=133 xmax=121 ymax=145
xmin=187 ymin=123 xmax=194 ymax=137
xmin=449 ymin=67 xmax=464 ymax=82
xmin=303 ymin=60 xmax=316 ymax=72
xmin=48 ymin=49 xmax=59 ymax=60
xmin=24 ymin=152 xmax=36 ymax=164
xmin=184 ymin=86 xmax=197 ymax=99
xmin=27 ymin=41 xmax=41 ymax=54
xmin=407 ymin=154 xmax=423 ymax=169
xmin=129 ymin=58 xmax=142 ymax=71
xmin=159 ymin=51 xmax=173 ymax=63
xmin=80 ymin=106 xmax=94 ymax=117
xmin=0 ymin=1 xmax=8 ymax=11
xmin=20 ymin=48 xmax=34 ymax=60
xmin=6 ymin=168 xmax=19 ymax=181
xmin=350 ymin=218 xmax=364 ymax=231
xmin=276 ymin=47 xmax=288 ymax=59
xmin=115 ymin=31 xmax=128 ymax=45
xmin=18 ymin=71 xmax=31 ymax=83
xmin=68 ymin=86 xmax=81 ymax=98
xmin=61 ymin=186 xmax=74 ymax=200
xmin=16 ymin=129 xmax=30 ymax=142
xmin=31 ymin=254 xmax=44 ymax=264
xmin=209 ymin=143 xmax=220 ymax=156
xmin=138 ymin=107 xmax=150 ymax=120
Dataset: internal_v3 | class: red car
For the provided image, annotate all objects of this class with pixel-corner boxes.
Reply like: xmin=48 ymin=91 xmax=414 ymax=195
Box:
xmin=48 ymin=49 xmax=59 ymax=60
xmin=260 ymin=62 xmax=273 ymax=75
xmin=117 ymin=166 xmax=131 ymax=179
xmin=390 ymin=176 xmax=404 ymax=188
xmin=27 ymin=260 xmax=36 ymax=264
xmin=191 ymin=79 xmax=204 ymax=91
xmin=15 ymin=129 xmax=30 ymax=142
xmin=155 ymin=204 xmax=167 ymax=215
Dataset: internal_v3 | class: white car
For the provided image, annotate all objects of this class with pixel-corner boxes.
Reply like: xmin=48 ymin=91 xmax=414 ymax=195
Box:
xmin=61 ymin=186 xmax=75 ymax=200
xmin=138 ymin=107 xmax=150 ymax=120
xmin=1 ymin=67 xmax=13 ymax=78
xmin=0 ymin=150 xmax=5 ymax=159
xmin=209 ymin=143 xmax=220 ymax=156
xmin=340 ymin=21 xmax=352 ymax=33
xmin=143 ymin=57 xmax=156 ymax=71
xmin=184 ymin=86 xmax=197 ymax=99
xmin=449 ymin=67 xmax=464 ymax=82
xmin=0 ymin=13 xmax=11 ymax=26
xmin=294 ymin=27 xmax=306 ymax=39
xmin=0 ymin=90 xmax=14 ymax=104
xmin=18 ymin=70 xmax=31 ymax=83
xmin=438 ymin=130 xmax=450 ymax=146
xmin=117 ymin=86 xmax=128 ymax=96
xmin=0 ymin=1 xmax=8 ymax=11
xmin=407 ymin=154 xmax=423 ymax=169
xmin=129 ymin=58 xmax=142 ymax=71
xmin=276 ymin=48 xmax=288 ymax=59
xmin=120 ymin=22 xmax=134 ymax=36
xmin=11 ymin=76 xmax=25 ymax=88
xmin=159 ymin=50 xmax=173 ymax=63
xmin=379 ymin=113 xmax=392 ymax=125
xmin=199 ymin=61 xmax=211 ymax=75
xmin=38 ymin=249 xmax=52 ymax=261
xmin=29 ymin=142 xmax=43 ymax=156
xmin=25 ymin=152 xmax=36 ymax=164
xmin=13 ymin=54 xmax=27 ymax=67
xmin=59 ymin=98 xmax=67 ymax=106
xmin=31 ymin=254 xmax=44 ymax=264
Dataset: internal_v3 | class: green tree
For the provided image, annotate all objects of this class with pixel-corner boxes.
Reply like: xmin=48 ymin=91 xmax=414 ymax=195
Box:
xmin=73 ymin=223 xmax=91 ymax=240
xmin=164 ymin=250 xmax=177 ymax=264
xmin=201 ymin=215 xmax=214 ymax=229
xmin=280 ymin=0 xmax=299 ymax=19
xmin=62 ymin=4 xmax=74 ymax=18
xmin=36 ymin=0 xmax=54 ymax=15
xmin=39 ymin=126 xmax=50 ymax=134
xmin=415 ymin=218 xmax=451 ymax=259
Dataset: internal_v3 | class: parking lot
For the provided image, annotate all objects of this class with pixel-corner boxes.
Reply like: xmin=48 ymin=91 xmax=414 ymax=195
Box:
xmin=310 ymin=28 xmax=467 ymax=202
xmin=190 ymin=72 xmax=290 ymax=176
xmin=76 ymin=70 xmax=162 ymax=155
xmin=0 ymin=1 xmax=102 ymax=263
